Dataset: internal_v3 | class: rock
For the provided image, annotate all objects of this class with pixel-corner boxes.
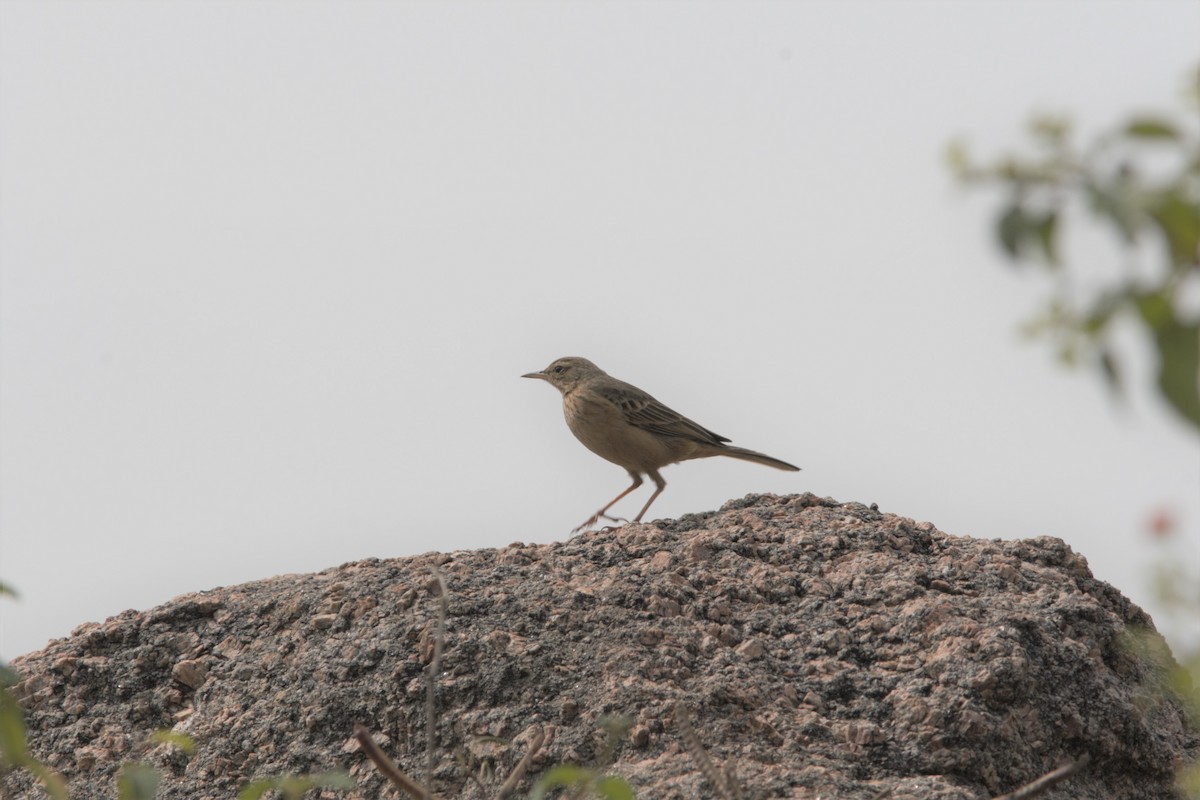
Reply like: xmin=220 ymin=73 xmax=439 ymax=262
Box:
xmin=735 ymin=639 xmax=765 ymax=660
xmin=5 ymin=494 xmax=1196 ymax=799
xmin=311 ymin=613 xmax=339 ymax=630
xmin=171 ymin=659 xmax=208 ymax=689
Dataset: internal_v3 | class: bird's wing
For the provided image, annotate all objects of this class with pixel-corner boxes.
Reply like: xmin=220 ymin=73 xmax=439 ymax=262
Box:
xmin=596 ymin=382 xmax=731 ymax=445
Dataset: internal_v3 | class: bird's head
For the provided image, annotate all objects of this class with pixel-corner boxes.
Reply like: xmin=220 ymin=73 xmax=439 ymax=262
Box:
xmin=522 ymin=356 xmax=605 ymax=394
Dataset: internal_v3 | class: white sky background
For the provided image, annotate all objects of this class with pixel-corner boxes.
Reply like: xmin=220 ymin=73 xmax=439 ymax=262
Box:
xmin=1 ymin=1 xmax=1198 ymax=660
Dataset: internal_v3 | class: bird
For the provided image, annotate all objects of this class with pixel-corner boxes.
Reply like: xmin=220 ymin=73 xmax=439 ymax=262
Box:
xmin=522 ymin=356 xmax=800 ymax=532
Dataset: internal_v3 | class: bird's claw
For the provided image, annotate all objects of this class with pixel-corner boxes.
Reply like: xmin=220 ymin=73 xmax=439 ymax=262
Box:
xmin=572 ymin=516 xmax=600 ymax=534
xmin=572 ymin=512 xmax=630 ymax=534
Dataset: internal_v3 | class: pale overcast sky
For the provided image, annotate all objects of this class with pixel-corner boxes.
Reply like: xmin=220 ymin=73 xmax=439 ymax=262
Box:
xmin=2 ymin=1 xmax=1197 ymax=660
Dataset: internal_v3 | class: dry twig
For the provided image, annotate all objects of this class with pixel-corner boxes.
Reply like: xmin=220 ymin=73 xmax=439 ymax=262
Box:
xmin=673 ymin=701 xmax=738 ymax=800
xmin=355 ymin=572 xmax=544 ymax=799
xmin=722 ymin=761 xmax=743 ymax=800
xmin=353 ymin=723 xmax=431 ymax=800
xmin=495 ymin=727 xmax=545 ymax=799
xmin=992 ymin=754 xmax=1090 ymax=800
xmin=427 ymin=568 xmax=449 ymax=793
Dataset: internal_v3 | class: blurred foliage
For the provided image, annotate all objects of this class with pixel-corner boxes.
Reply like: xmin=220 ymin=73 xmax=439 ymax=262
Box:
xmin=237 ymin=771 xmax=354 ymax=800
xmin=0 ymin=663 xmax=68 ymax=800
xmin=948 ymin=68 xmax=1200 ymax=432
xmin=116 ymin=763 xmax=162 ymax=800
xmin=115 ymin=732 xmax=195 ymax=800
xmin=2 ymin=643 xmax=200 ymax=800
xmin=594 ymin=715 xmax=633 ymax=768
xmin=1144 ymin=513 xmax=1200 ymax=799
xmin=952 ymin=68 xmax=1200 ymax=795
xmin=1122 ymin=619 xmax=1199 ymax=798
xmin=150 ymin=728 xmax=197 ymax=756
xmin=0 ymin=665 xmax=349 ymax=800
xmin=529 ymin=717 xmax=636 ymax=799
xmin=529 ymin=765 xmax=636 ymax=800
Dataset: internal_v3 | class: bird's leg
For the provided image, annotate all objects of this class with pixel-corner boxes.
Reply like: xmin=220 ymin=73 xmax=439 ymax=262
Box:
xmin=632 ymin=470 xmax=667 ymax=523
xmin=574 ymin=473 xmax=643 ymax=533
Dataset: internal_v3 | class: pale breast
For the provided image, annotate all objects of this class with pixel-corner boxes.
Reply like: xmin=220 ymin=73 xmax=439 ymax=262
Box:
xmin=562 ymin=390 xmax=693 ymax=473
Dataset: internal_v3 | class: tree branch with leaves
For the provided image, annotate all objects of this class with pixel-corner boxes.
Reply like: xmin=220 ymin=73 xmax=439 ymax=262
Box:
xmin=948 ymin=68 xmax=1200 ymax=432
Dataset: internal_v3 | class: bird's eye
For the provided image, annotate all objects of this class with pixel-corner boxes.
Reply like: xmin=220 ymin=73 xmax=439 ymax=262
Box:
xmin=552 ymin=366 xmax=565 ymax=373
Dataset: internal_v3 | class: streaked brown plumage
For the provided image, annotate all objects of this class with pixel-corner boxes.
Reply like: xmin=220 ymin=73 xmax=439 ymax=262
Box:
xmin=522 ymin=356 xmax=800 ymax=531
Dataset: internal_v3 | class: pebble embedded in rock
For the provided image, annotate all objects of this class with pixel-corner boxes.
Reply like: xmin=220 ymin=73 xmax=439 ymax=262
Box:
xmin=171 ymin=659 xmax=208 ymax=690
xmin=310 ymin=613 xmax=338 ymax=630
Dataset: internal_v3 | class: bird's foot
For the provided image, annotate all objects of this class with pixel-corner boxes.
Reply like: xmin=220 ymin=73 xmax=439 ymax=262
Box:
xmin=572 ymin=515 xmax=601 ymax=534
xmin=572 ymin=512 xmax=630 ymax=534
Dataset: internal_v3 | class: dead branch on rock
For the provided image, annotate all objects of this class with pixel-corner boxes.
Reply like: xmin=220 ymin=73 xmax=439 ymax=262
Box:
xmin=722 ymin=761 xmax=743 ymax=800
xmin=992 ymin=754 xmax=1090 ymax=800
xmin=355 ymin=721 xmax=546 ymax=800
xmin=427 ymin=567 xmax=449 ymax=792
xmin=353 ymin=723 xmax=431 ymax=800
xmin=673 ymin=701 xmax=740 ymax=800
xmin=351 ymin=567 xmax=448 ymax=800
xmin=495 ymin=726 xmax=545 ymax=799
xmin=355 ymin=570 xmax=542 ymax=800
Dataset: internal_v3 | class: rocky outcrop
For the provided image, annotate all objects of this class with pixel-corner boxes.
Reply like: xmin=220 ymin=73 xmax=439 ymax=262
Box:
xmin=6 ymin=494 xmax=1196 ymax=798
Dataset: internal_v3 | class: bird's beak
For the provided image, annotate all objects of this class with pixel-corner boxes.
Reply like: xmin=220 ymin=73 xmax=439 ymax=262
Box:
xmin=522 ymin=371 xmax=547 ymax=380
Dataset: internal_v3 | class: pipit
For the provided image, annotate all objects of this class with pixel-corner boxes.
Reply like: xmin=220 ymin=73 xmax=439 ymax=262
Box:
xmin=523 ymin=356 xmax=800 ymax=532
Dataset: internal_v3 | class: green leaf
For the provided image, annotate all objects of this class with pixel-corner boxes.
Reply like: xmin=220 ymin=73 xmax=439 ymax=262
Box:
xmin=1138 ymin=293 xmax=1200 ymax=432
xmin=0 ymin=581 xmax=18 ymax=599
xmin=237 ymin=781 xmax=272 ymax=800
xmin=944 ymin=139 xmax=972 ymax=179
xmin=1171 ymin=655 xmax=1200 ymax=716
xmin=597 ymin=714 xmax=633 ymax=766
xmin=1149 ymin=192 xmax=1200 ymax=269
xmin=1124 ymin=117 xmax=1180 ymax=140
xmin=1154 ymin=319 xmax=1200 ymax=432
xmin=1081 ymin=296 xmax=1118 ymax=336
xmin=117 ymin=763 xmax=162 ymax=800
xmin=996 ymin=204 xmax=1029 ymax=260
xmin=594 ymin=775 xmax=638 ymax=800
xmin=1035 ymin=211 xmax=1061 ymax=266
xmin=150 ymin=729 xmax=196 ymax=755
xmin=530 ymin=766 xmax=637 ymax=800
xmin=237 ymin=771 xmax=354 ymax=800
xmin=1030 ymin=114 xmax=1071 ymax=144
xmin=1097 ymin=347 xmax=1124 ymax=400
xmin=530 ymin=765 xmax=594 ymax=799
xmin=1179 ymin=758 xmax=1200 ymax=799
xmin=1057 ymin=341 xmax=1080 ymax=367
xmin=315 ymin=771 xmax=355 ymax=790
xmin=0 ymin=685 xmax=30 ymax=767
xmin=0 ymin=684 xmax=69 ymax=800
xmin=1137 ymin=292 xmax=1172 ymax=328
xmin=1086 ymin=175 xmax=1143 ymax=244
xmin=25 ymin=761 xmax=69 ymax=800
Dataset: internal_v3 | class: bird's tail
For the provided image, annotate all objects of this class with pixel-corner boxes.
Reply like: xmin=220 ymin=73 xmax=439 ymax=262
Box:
xmin=719 ymin=445 xmax=801 ymax=472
